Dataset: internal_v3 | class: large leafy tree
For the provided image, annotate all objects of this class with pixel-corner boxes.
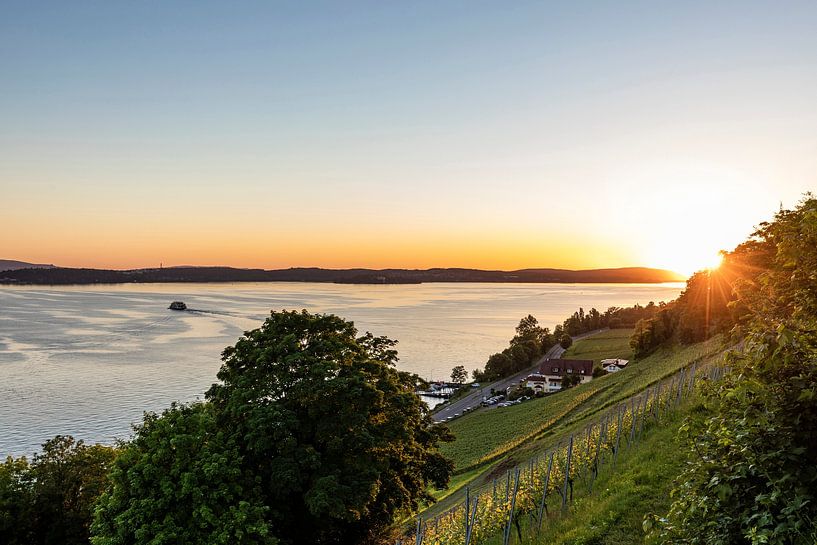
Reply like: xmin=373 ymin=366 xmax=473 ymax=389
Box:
xmin=91 ymin=311 xmax=452 ymax=545
xmin=205 ymin=310 xmax=453 ymax=544
xmin=91 ymin=403 xmax=275 ymax=545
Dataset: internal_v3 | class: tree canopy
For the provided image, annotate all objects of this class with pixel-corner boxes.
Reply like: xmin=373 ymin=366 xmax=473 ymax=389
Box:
xmin=0 ymin=436 xmax=116 ymax=545
xmin=92 ymin=310 xmax=453 ymax=545
xmin=91 ymin=403 xmax=274 ymax=545
xmin=450 ymin=365 xmax=467 ymax=384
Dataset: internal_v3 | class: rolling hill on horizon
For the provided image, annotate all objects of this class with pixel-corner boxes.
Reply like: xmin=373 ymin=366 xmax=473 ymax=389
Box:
xmin=0 ymin=263 xmax=684 ymax=285
xmin=0 ymin=260 xmax=55 ymax=271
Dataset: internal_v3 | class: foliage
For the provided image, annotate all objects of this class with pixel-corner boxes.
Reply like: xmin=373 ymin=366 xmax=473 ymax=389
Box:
xmin=648 ymin=195 xmax=817 ymax=545
xmin=559 ymin=334 xmax=573 ymax=349
xmin=0 ymin=456 xmax=31 ymax=545
xmin=0 ymin=436 xmax=116 ymax=545
xmin=92 ymin=310 xmax=453 ymax=545
xmin=505 ymin=408 xmax=689 ymax=545
xmin=629 ymin=219 xmax=773 ymax=358
xmin=560 ymin=373 xmax=581 ymax=389
xmin=451 ymin=365 xmax=468 ymax=384
xmin=482 ymin=320 xmax=548 ymax=381
xmin=206 ymin=310 xmax=453 ymax=544
xmin=507 ymin=386 xmax=534 ymax=401
xmin=91 ymin=403 xmax=274 ymax=545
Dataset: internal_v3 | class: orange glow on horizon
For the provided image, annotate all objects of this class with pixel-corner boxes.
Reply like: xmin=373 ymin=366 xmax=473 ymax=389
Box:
xmin=3 ymin=224 xmax=648 ymax=273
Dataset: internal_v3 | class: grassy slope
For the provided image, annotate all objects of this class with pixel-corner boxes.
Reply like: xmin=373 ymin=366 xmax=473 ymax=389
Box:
xmin=424 ymin=333 xmax=723 ymax=518
xmin=561 ymin=328 xmax=635 ymax=364
xmin=440 ymin=331 xmax=719 ymax=472
xmin=479 ymin=406 xmax=695 ymax=545
xmin=439 ymin=329 xmax=635 ymax=471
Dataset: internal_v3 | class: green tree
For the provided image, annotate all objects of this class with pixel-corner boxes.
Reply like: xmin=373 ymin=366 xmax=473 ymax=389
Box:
xmin=92 ymin=403 xmax=274 ymax=545
xmin=560 ymin=373 xmax=581 ymax=389
xmin=206 ymin=310 xmax=453 ymax=544
xmin=1 ymin=436 xmax=116 ymax=545
xmin=592 ymin=366 xmax=607 ymax=378
xmin=538 ymin=327 xmax=556 ymax=352
xmin=512 ymin=315 xmax=543 ymax=351
xmin=509 ymin=343 xmax=534 ymax=371
xmin=0 ymin=456 xmax=32 ymax=545
xmin=559 ymin=334 xmax=573 ymax=349
xmin=484 ymin=352 xmax=514 ymax=380
xmin=33 ymin=437 xmax=116 ymax=545
xmin=450 ymin=365 xmax=467 ymax=384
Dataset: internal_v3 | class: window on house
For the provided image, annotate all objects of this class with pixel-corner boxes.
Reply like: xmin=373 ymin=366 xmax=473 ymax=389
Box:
xmin=567 ymin=368 xmax=573 ymax=373
xmin=552 ymin=367 xmax=559 ymax=373
xmin=580 ymin=369 xmax=585 ymax=374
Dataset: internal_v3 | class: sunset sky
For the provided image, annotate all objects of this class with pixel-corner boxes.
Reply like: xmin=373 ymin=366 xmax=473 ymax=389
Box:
xmin=2 ymin=2 xmax=815 ymax=276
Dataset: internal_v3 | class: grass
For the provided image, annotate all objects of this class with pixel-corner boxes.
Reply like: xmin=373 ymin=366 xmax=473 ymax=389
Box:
xmin=439 ymin=330 xmax=635 ymax=472
xmin=562 ymin=328 xmax=635 ymax=365
xmin=477 ymin=404 xmax=696 ymax=545
xmin=440 ymin=331 xmax=721 ymax=472
xmin=422 ymin=334 xmax=725 ymax=519
xmin=439 ymin=383 xmax=591 ymax=472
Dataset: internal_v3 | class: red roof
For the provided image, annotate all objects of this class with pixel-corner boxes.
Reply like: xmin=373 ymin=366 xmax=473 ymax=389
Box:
xmin=539 ymin=358 xmax=594 ymax=377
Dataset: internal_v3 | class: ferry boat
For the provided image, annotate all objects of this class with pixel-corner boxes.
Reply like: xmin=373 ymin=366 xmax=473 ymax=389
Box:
xmin=168 ymin=301 xmax=187 ymax=311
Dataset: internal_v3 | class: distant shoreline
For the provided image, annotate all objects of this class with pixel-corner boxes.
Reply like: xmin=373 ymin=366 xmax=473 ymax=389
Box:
xmin=0 ymin=265 xmax=685 ymax=286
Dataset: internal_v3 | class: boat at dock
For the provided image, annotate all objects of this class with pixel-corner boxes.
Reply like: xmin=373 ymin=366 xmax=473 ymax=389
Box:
xmin=416 ymin=390 xmax=454 ymax=398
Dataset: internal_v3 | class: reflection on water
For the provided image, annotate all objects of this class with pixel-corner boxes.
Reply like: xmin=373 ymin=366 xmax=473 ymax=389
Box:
xmin=0 ymin=282 xmax=683 ymax=455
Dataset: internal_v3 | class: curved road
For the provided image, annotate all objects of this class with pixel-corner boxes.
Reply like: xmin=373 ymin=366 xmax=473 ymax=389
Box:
xmin=431 ymin=329 xmax=607 ymax=422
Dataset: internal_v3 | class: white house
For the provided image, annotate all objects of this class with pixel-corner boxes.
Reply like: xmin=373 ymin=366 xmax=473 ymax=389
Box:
xmin=600 ymin=358 xmax=629 ymax=373
xmin=526 ymin=358 xmax=594 ymax=393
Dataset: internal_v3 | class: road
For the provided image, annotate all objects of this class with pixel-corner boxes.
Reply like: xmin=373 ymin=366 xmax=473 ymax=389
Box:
xmin=431 ymin=329 xmax=607 ymax=422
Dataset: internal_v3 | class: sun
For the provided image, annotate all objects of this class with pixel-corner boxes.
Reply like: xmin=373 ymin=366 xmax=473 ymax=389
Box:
xmin=705 ymin=252 xmax=724 ymax=271
xmin=643 ymin=244 xmax=726 ymax=278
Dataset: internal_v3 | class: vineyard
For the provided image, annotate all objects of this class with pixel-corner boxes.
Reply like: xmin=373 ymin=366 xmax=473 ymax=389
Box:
xmin=440 ymin=335 xmax=723 ymax=474
xmin=401 ymin=352 xmax=730 ymax=544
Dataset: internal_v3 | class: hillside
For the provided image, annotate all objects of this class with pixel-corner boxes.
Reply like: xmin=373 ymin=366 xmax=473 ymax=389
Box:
xmin=0 ymin=265 xmax=685 ymax=285
xmin=0 ymin=259 xmax=55 ymax=271
xmin=408 ymin=197 xmax=817 ymax=544
xmin=477 ymin=407 xmax=693 ymax=545
xmin=422 ymin=331 xmax=724 ymax=519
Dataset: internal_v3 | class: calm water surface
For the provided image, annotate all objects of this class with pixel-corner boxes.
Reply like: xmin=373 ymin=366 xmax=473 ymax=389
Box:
xmin=0 ymin=282 xmax=682 ymax=455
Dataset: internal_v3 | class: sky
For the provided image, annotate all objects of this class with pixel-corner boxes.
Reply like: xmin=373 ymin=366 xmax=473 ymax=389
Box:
xmin=1 ymin=1 xmax=815 ymax=276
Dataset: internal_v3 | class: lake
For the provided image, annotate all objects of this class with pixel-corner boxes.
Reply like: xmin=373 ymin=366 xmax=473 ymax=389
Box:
xmin=0 ymin=282 xmax=683 ymax=456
